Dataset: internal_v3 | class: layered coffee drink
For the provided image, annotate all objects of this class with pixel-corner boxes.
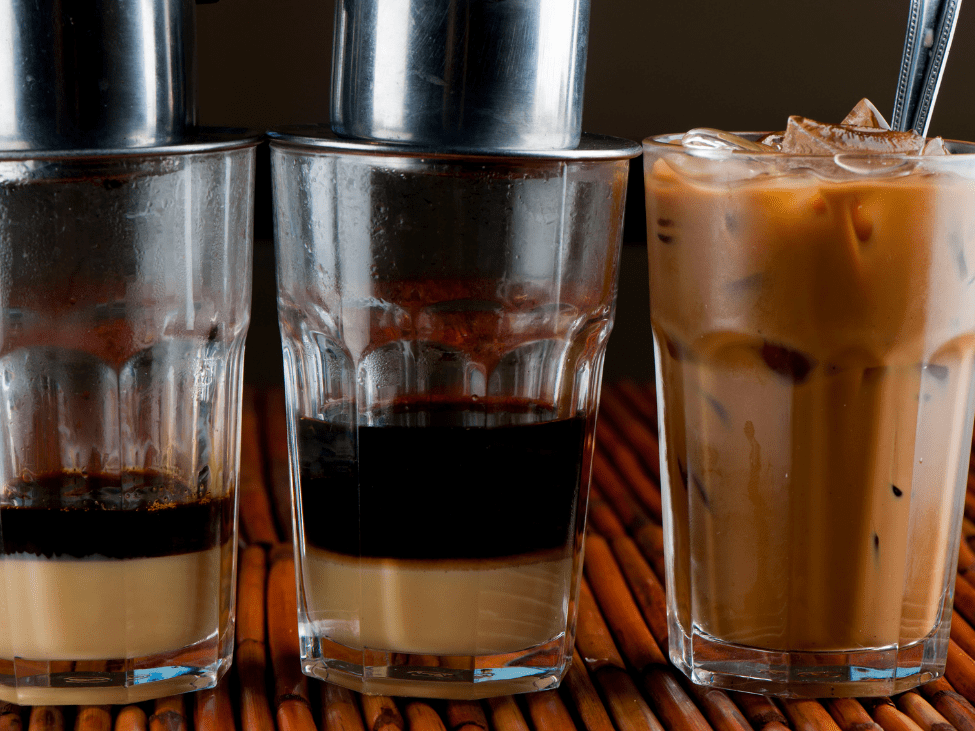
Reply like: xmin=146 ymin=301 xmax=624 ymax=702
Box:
xmin=284 ymin=279 xmax=597 ymax=697
xmin=645 ymin=100 xmax=975 ymax=694
xmin=297 ymin=398 xmax=584 ymax=657
xmin=0 ymin=469 xmax=235 ymax=703
xmin=0 ymin=136 xmax=254 ymax=704
xmin=272 ymin=130 xmax=636 ymax=698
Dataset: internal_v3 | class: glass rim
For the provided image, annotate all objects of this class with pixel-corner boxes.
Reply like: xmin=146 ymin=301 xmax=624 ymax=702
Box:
xmin=643 ymin=132 xmax=975 ymax=158
xmin=0 ymin=128 xmax=263 ymax=162
xmin=269 ymin=126 xmax=642 ymax=162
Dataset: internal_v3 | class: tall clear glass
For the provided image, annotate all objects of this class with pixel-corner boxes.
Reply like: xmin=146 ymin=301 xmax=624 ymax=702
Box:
xmin=644 ymin=134 xmax=975 ymax=696
xmin=271 ymin=129 xmax=639 ymax=699
xmin=0 ymin=134 xmax=258 ymax=704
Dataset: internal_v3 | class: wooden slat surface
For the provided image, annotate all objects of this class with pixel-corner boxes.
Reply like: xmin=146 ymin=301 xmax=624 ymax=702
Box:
xmin=12 ymin=382 xmax=975 ymax=731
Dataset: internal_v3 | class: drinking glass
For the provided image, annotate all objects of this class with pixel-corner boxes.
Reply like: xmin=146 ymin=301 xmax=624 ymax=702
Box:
xmin=644 ymin=133 xmax=975 ymax=696
xmin=271 ymin=128 xmax=639 ymax=699
xmin=0 ymin=134 xmax=258 ymax=704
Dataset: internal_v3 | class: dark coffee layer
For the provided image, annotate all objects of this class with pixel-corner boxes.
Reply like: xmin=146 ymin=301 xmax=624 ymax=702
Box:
xmin=1 ymin=471 xmax=232 ymax=559
xmin=298 ymin=399 xmax=587 ymax=560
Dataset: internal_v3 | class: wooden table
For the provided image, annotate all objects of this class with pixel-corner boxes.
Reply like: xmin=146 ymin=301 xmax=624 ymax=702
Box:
xmin=9 ymin=381 xmax=975 ymax=731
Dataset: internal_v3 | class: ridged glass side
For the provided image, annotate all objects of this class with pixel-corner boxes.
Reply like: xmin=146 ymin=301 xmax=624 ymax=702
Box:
xmin=272 ymin=142 xmax=630 ymax=698
xmin=645 ymin=138 xmax=975 ymax=697
xmin=0 ymin=144 xmax=255 ymax=704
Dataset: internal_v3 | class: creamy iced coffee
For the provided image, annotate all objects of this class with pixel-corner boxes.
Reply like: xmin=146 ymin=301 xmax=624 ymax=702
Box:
xmin=645 ymin=100 xmax=975 ymax=694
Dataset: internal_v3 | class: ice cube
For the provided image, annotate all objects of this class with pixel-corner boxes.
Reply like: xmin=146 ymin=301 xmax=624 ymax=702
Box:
xmin=681 ymin=128 xmax=768 ymax=152
xmin=841 ymin=98 xmax=890 ymax=130
xmin=780 ymin=115 xmax=926 ymax=155
xmin=922 ymin=136 xmax=949 ymax=155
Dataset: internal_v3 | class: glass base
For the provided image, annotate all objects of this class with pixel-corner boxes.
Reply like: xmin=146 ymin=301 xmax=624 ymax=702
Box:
xmin=670 ymin=616 xmax=949 ymax=698
xmin=301 ymin=634 xmax=568 ymax=700
xmin=0 ymin=636 xmax=230 ymax=705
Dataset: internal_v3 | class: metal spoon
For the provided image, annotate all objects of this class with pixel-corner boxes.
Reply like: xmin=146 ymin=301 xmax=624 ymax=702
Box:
xmin=891 ymin=0 xmax=963 ymax=135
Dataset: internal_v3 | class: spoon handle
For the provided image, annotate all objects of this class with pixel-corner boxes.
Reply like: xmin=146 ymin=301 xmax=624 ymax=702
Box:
xmin=891 ymin=0 xmax=962 ymax=135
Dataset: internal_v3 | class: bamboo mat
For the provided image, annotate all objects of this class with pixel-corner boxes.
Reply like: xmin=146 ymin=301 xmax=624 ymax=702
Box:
xmin=10 ymin=381 xmax=975 ymax=731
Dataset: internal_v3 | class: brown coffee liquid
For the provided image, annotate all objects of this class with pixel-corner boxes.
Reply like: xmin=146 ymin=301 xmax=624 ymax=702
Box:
xmin=0 ymin=471 xmax=232 ymax=559
xmin=298 ymin=398 xmax=587 ymax=560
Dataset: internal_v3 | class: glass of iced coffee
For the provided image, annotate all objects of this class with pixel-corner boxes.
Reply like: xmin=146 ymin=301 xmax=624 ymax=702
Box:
xmin=270 ymin=128 xmax=639 ymax=699
xmin=644 ymin=101 xmax=975 ymax=696
xmin=0 ymin=135 xmax=258 ymax=704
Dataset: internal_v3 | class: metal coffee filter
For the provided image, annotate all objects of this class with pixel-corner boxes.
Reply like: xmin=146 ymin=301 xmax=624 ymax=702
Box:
xmin=331 ymin=0 xmax=590 ymax=152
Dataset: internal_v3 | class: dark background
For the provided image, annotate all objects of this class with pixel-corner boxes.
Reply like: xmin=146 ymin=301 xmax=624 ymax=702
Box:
xmin=195 ymin=0 xmax=975 ymax=386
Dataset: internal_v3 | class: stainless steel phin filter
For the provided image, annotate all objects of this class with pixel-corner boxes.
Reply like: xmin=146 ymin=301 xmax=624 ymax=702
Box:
xmin=0 ymin=0 xmax=196 ymax=150
xmin=330 ymin=0 xmax=590 ymax=151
